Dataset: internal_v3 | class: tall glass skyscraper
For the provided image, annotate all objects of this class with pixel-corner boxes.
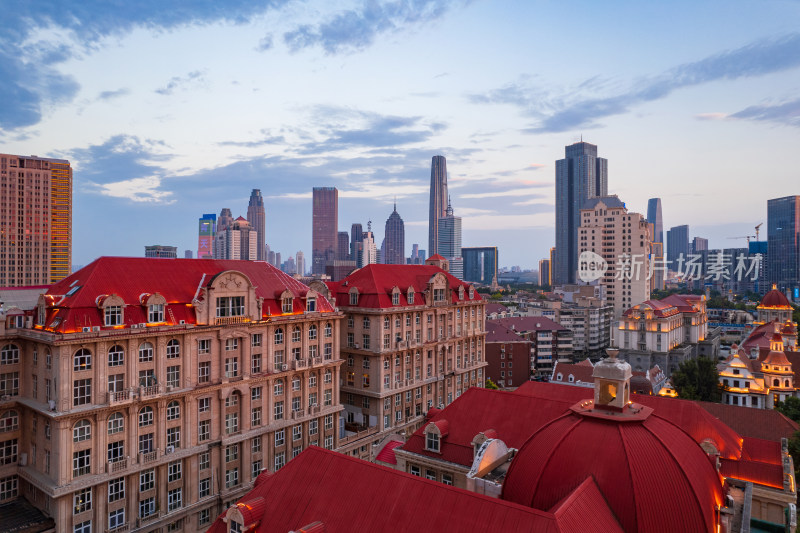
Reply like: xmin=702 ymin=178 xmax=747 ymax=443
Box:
xmin=312 ymin=187 xmax=338 ymax=275
xmin=247 ymin=189 xmax=266 ymax=260
xmin=197 ymin=213 xmax=216 ymax=259
xmin=554 ymin=142 xmax=608 ymax=284
xmin=429 ymin=155 xmax=448 ymax=258
xmin=666 ymin=225 xmax=690 ymax=264
xmin=463 ymin=247 xmax=498 ymax=284
xmin=768 ymin=195 xmax=800 ymax=290
xmin=647 ymin=198 xmax=663 ymax=246
xmin=438 ymin=201 xmax=463 ymax=278
xmin=383 ymin=203 xmax=405 ymax=265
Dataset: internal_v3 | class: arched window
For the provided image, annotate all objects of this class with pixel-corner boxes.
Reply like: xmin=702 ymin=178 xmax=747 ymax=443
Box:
xmin=786 ymin=379 xmax=791 ymax=388
xmin=774 ymin=378 xmax=780 ymax=387
xmin=139 ymin=406 xmax=154 ymax=427
xmin=292 ymin=326 xmax=301 ymax=343
xmin=274 ymin=328 xmax=284 ymax=345
xmin=108 ymin=412 xmax=124 ymax=435
xmin=74 ymin=348 xmax=92 ymax=371
xmin=73 ymin=419 xmax=91 ymax=442
xmin=167 ymin=401 xmax=180 ymax=420
xmin=0 ymin=345 xmax=19 ymax=365
xmin=325 ymin=323 xmax=332 ymax=337
xmin=309 ymin=325 xmax=317 ymax=340
xmin=139 ymin=342 xmax=154 ymax=363
xmin=108 ymin=345 xmax=124 ymax=367
xmin=0 ymin=410 xmax=18 ymax=432
xmin=166 ymin=340 xmax=180 ymax=359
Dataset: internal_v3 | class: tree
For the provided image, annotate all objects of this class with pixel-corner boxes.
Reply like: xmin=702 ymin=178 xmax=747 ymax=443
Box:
xmin=670 ymin=357 xmax=722 ymax=402
xmin=484 ymin=378 xmax=499 ymax=390
xmin=776 ymin=397 xmax=800 ymax=423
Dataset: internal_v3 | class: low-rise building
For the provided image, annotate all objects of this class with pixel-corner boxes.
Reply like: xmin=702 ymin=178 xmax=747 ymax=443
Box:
xmin=484 ymin=322 xmax=532 ymax=388
xmin=487 ymin=316 xmax=572 ymax=376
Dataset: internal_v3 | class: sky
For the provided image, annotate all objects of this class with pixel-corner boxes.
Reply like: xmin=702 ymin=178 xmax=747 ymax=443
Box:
xmin=2 ymin=0 xmax=800 ymax=270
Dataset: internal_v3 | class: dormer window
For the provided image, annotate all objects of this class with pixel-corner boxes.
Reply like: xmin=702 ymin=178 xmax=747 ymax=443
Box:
xmin=282 ymin=297 xmax=293 ymax=314
xmin=307 ymin=297 xmax=316 ymax=312
xmin=433 ymin=288 xmax=445 ymax=302
xmin=350 ymin=290 xmax=358 ymax=306
xmin=230 ymin=519 xmax=243 ymax=533
xmin=217 ymin=296 xmax=245 ymax=317
xmin=469 ymin=287 xmax=474 ymax=299
xmin=148 ymin=303 xmax=164 ymax=323
xmin=426 ymin=432 xmax=440 ymax=452
xmin=408 ymin=290 xmax=415 ymax=305
xmin=38 ymin=305 xmax=46 ymax=326
xmin=392 ymin=292 xmax=400 ymax=306
xmin=105 ymin=306 xmax=122 ymax=326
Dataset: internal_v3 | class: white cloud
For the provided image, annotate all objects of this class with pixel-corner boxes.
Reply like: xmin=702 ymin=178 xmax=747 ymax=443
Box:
xmin=88 ymin=176 xmax=174 ymax=204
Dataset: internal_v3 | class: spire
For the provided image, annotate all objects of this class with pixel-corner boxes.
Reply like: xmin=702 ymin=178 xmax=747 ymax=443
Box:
xmin=394 ymin=196 xmax=397 ymax=212
xmin=446 ymin=196 xmax=454 ymax=217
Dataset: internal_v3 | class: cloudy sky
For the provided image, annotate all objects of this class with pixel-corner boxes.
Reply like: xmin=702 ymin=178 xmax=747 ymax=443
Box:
xmin=2 ymin=0 xmax=799 ymax=270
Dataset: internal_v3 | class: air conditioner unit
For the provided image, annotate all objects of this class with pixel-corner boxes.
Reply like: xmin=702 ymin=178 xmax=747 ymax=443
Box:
xmin=82 ymin=327 xmax=91 ymax=332
xmin=138 ymin=323 xmax=146 ymax=328
xmin=354 ymin=343 xmax=360 ymax=349
xmin=18 ymin=453 xmax=27 ymax=466
xmin=179 ymin=320 xmax=186 ymax=325
xmin=92 ymin=326 xmax=100 ymax=332
xmin=48 ymin=400 xmax=56 ymax=411
xmin=165 ymin=445 xmax=175 ymax=454
xmin=130 ymin=324 xmax=139 ymax=329
xmin=166 ymin=386 xmax=174 ymax=392
xmin=281 ymin=364 xmax=288 ymax=371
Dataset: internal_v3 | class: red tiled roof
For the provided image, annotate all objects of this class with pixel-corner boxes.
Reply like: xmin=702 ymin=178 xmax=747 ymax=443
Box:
xmin=549 ymin=477 xmax=623 ymax=532
xmin=485 ymin=302 xmax=510 ymax=315
xmin=485 ymin=322 xmax=530 ymax=343
xmin=489 ymin=316 xmax=569 ymax=333
xmin=695 ymin=401 xmax=799 ymax=442
xmin=375 ymin=440 xmax=404 ymax=465
xmin=39 ymin=257 xmax=334 ymax=333
xmin=741 ymin=437 xmax=781 ymax=465
xmin=719 ymin=458 xmax=784 ymax=489
xmin=622 ymin=294 xmax=702 ymax=318
xmin=551 ymin=362 xmax=594 ymax=384
xmin=325 ymin=264 xmax=479 ymax=310
xmin=760 ymin=288 xmax=792 ymax=309
xmin=206 ymin=446 xmax=621 ymax=533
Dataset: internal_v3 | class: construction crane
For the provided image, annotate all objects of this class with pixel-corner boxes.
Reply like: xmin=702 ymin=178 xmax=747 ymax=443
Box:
xmin=755 ymin=223 xmax=763 ymax=241
xmin=727 ymin=235 xmax=756 ymax=244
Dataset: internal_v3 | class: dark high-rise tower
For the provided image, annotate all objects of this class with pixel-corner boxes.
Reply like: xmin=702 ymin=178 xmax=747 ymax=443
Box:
xmin=768 ymin=196 xmax=800 ymax=289
xmin=351 ymin=223 xmax=363 ymax=263
xmin=312 ymin=187 xmax=338 ymax=275
xmin=218 ymin=208 xmax=233 ymax=233
xmin=337 ymin=231 xmax=350 ymax=260
xmin=429 ymin=155 xmax=448 ymax=257
xmin=554 ymin=142 xmax=608 ymax=284
xmin=384 ymin=203 xmax=405 ymax=265
xmin=647 ymin=198 xmax=663 ymax=246
xmin=247 ymin=189 xmax=266 ymax=261
xmin=666 ymin=225 xmax=690 ymax=264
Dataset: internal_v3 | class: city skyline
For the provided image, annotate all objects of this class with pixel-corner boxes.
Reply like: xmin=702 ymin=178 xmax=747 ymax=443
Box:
xmin=1 ymin=2 xmax=799 ymax=269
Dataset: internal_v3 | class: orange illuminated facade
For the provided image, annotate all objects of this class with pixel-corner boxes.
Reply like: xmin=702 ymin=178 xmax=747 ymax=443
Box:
xmin=0 ymin=154 xmax=72 ymax=287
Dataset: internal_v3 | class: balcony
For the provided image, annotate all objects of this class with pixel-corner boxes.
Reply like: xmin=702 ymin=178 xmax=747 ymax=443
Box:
xmin=109 ymin=458 xmax=128 ymax=473
xmin=294 ymin=359 xmax=308 ymax=370
xmin=140 ymin=450 xmax=158 ymax=464
xmin=140 ymin=384 xmax=161 ymax=398
xmin=108 ymin=524 xmax=129 ymax=533
xmin=291 ymin=409 xmax=305 ymax=420
xmin=214 ymin=316 xmax=248 ymax=326
xmin=108 ymin=390 xmax=133 ymax=405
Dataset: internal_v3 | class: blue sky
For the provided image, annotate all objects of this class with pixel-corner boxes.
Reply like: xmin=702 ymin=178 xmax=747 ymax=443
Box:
xmin=2 ymin=0 xmax=799 ymax=270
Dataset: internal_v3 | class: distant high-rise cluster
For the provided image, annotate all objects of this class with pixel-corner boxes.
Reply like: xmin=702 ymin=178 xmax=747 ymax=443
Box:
xmin=312 ymin=187 xmax=338 ymax=275
xmin=0 ymin=153 xmax=72 ymax=285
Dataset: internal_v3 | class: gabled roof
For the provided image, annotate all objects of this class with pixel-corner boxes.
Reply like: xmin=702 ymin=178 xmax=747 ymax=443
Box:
xmin=485 ymin=302 xmax=510 ymax=315
xmin=696 ymin=400 xmax=799 ymax=442
xmin=485 ymin=322 xmax=530 ymax=343
xmin=325 ymin=264 xmax=479 ymax=309
xmin=206 ymin=446 xmax=621 ymax=533
xmin=551 ymin=361 xmax=595 ymax=385
xmin=488 ymin=316 xmax=569 ymax=334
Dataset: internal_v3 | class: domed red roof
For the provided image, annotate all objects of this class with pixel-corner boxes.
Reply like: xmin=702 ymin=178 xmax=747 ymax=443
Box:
xmin=760 ymin=287 xmax=792 ymax=308
xmin=501 ymin=407 xmax=723 ymax=532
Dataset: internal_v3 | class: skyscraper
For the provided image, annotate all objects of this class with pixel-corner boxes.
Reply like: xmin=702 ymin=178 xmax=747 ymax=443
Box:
xmin=312 ymin=187 xmax=338 ymax=275
xmin=350 ymin=223 xmax=363 ymax=263
xmin=296 ymin=251 xmax=305 ymax=276
xmin=218 ymin=208 xmax=233 ymax=233
xmin=0 ymin=154 xmax=72 ymax=286
xmin=667 ymin=225 xmax=690 ymax=264
xmin=361 ymin=223 xmax=377 ymax=267
xmin=538 ymin=259 xmax=551 ymax=286
xmin=463 ymin=247 xmax=498 ymax=284
xmin=214 ymin=217 xmax=258 ymax=260
xmin=429 ymin=155 xmax=448 ymax=257
xmin=247 ymin=189 xmax=266 ymax=260
xmin=384 ymin=203 xmax=405 ymax=265
xmin=768 ymin=196 xmax=800 ymax=290
xmin=647 ymin=198 xmax=663 ymax=246
xmin=337 ymin=232 xmax=350 ymax=260
xmin=438 ymin=200 xmax=463 ymax=279
xmin=198 ymin=213 xmax=216 ymax=259
xmin=554 ymin=142 xmax=608 ymax=284
xmin=691 ymin=237 xmax=708 ymax=254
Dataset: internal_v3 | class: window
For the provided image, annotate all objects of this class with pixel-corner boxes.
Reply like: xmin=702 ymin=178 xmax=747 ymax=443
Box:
xmin=292 ymin=326 xmax=301 ymax=343
xmin=167 ymin=366 xmax=180 ymax=388
xmin=426 ymin=470 xmax=436 ymax=480
xmin=108 ymin=441 xmax=124 ymax=463
xmin=73 ymin=487 xmax=92 ymax=514
xmin=225 ymin=358 xmax=239 ymax=378
xmin=139 ymin=497 xmax=156 ymax=518
xmin=325 ymin=322 xmax=332 ymax=337
xmin=225 ymin=413 xmax=239 ymax=434
xmin=363 ymin=317 xmax=370 ymax=329
xmin=392 ymin=293 xmax=399 ymax=305
xmin=168 ymin=460 xmax=182 ymax=482
xmin=324 ymin=370 xmax=332 ymax=383
xmin=73 ymin=449 xmax=90 ymax=477
xmin=198 ymin=420 xmax=210 ymax=441
xmin=324 ymin=389 xmax=332 ymax=406
xmin=252 ymin=436 xmax=262 ymax=453
xmin=73 ymin=420 xmax=92 ymax=443
xmin=252 ymin=353 xmax=262 ymax=374
xmin=251 ymin=333 xmax=262 ymax=347
xmin=138 ymin=343 xmax=153 ymax=363
xmin=139 ymin=407 xmax=154 ymax=427
xmin=74 ymin=349 xmax=91 ymax=371
xmin=274 ymin=328 xmax=284 ymax=344
xmin=198 ymin=508 xmax=211 ymax=526
xmin=363 ymin=334 xmax=370 ymax=349
xmin=410 ymin=465 xmax=420 ymax=476
xmin=324 ymin=343 xmax=332 ymax=360
xmin=108 ymin=477 xmax=125 ymax=502
xmin=251 ymin=407 xmax=262 ymax=426
xmin=74 ymin=521 xmax=92 ymax=533
xmin=167 ymin=426 xmax=180 ymax=448
xmin=198 ymin=339 xmax=210 ymax=354
xmin=309 ymin=420 xmax=318 ymax=435
xmin=198 ymin=361 xmax=210 ymax=383
xmin=108 ymin=345 xmax=124 ymax=367
xmin=282 ymin=297 xmax=293 ymax=313
xmin=199 ymin=478 xmax=210 ymax=498
xmin=109 ymin=509 xmax=125 ymax=530
xmin=292 ymin=396 xmax=301 ymax=412
xmin=166 ymin=339 xmax=180 ymax=358
xmin=309 ymin=325 xmax=317 ymax=340
xmin=324 ymin=435 xmax=333 ymax=449
xmin=252 ymin=460 xmax=262 ymax=479
xmin=350 ymin=292 xmax=358 ymax=305
xmin=324 ymin=414 xmax=333 ymax=430
xmin=225 ymin=468 xmax=239 ymax=488
xmin=226 ymin=338 xmax=239 ymax=351
xmin=216 ymin=296 xmax=245 ymax=317
xmin=274 ymin=452 xmax=286 ymax=471
xmin=275 ymin=401 xmax=284 ymax=420
xmin=275 ymin=429 xmax=285 ymax=446
xmin=139 ymin=433 xmax=153 ymax=454
xmin=426 ymin=432 xmax=440 ymax=452
xmin=0 ymin=476 xmax=17 ymax=500
xmin=167 ymin=401 xmax=180 ymax=420
xmin=293 ymin=424 xmax=302 ymax=441
xmin=274 ymin=379 xmax=284 ymax=396
xmin=149 ymin=303 xmax=164 ymax=323
xmin=139 ymin=469 xmax=155 ymax=492
xmin=363 ymin=374 xmax=370 ymax=387
xmin=292 ymin=376 xmax=301 ymax=391
xmin=199 ymin=452 xmax=210 ymax=470
xmin=73 ymin=379 xmax=92 ymax=406
xmin=105 ymin=305 xmax=122 ymax=326
xmin=293 ymin=446 xmax=302 ymax=458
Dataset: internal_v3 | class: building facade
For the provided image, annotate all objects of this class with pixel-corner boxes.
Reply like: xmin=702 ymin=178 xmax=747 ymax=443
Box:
xmin=646 ymin=198 xmax=663 ymax=247
xmin=462 ymin=247 xmax=498 ymax=285
xmin=213 ymin=218 xmax=258 ymax=261
xmin=312 ymin=187 xmax=338 ymax=275
xmin=554 ymin=142 xmax=608 ymax=285
xmin=428 ymin=156 xmax=448 ymax=257
xmin=578 ymin=196 xmax=651 ymax=318
xmin=315 ymin=263 xmax=486 ymax=461
xmin=197 ymin=213 xmax=216 ymax=259
xmin=0 ymin=257 xmax=343 ymax=532
xmin=437 ymin=202 xmax=463 ymax=279
xmin=768 ymin=195 xmax=800 ymax=291
xmin=484 ymin=322 xmax=531 ymax=388
xmin=666 ymin=224 xmax=689 ymax=265
xmin=0 ymin=154 xmax=72 ymax=286
xmin=246 ymin=190 xmax=266 ymax=262
xmin=144 ymin=245 xmax=177 ymax=258
xmin=487 ymin=316 xmax=573 ymax=376
xmin=336 ymin=232 xmax=350 ymax=261
xmin=537 ymin=259 xmax=550 ymax=286
xmin=383 ymin=204 xmax=405 ymax=265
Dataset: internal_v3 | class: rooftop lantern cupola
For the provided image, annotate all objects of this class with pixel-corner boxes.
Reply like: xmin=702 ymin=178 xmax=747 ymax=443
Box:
xmin=591 ymin=348 xmax=632 ymax=412
xmin=770 ymin=331 xmax=785 ymax=352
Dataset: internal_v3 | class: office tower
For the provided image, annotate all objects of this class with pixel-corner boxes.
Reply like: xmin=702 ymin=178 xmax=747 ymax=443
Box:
xmin=218 ymin=208 xmax=233 ymax=232
xmin=296 ymin=251 xmax=305 ymax=276
xmin=550 ymin=247 xmax=556 ymax=284
xmin=145 ymin=245 xmax=178 ymax=258
xmin=268 ymin=250 xmax=276 ymax=266
xmin=438 ymin=200 xmax=463 ymax=279
xmin=554 ymin=142 xmax=608 ymax=284
xmin=428 ymin=155 xmax=448 ymax=257
xmin=538 ymin=259 xmax=551 ymax=286
xmin=275 ymin=252 xmax=282 ymax=268
xmin=312 ymin=187 xmax=338 ymax=275
xmin=768 ymin=196 xmax=800 ymax=290
xmin=692 ymin=237 xmax=708 ymax=254
xmin=666 ymin=225 xmax=690 ymax=265
xmin=337 ymin=232 xmax=350 ymax=260
xmin=361 ymin=223 xmax=378 ymax=267
xmin=213 ymin=217 xmax=258 ymax=260
xmin=350 ymin=223 xmax=363 ymax=262
xmin=198 ymin=213 xmax=216 ymax=259
xmin=285 ymin=255 xmax=296 ymax=274
xmin=650 ymin=242 xmax=665 ymax=291
xmin=463 ymin=247 xmax=498 ymax=284
xmin=0 ymin=154 xmax=72 ymax=286
xmin=184 ymin=250 xmax=193 ymax=258
xmin=383 ymin=203 xmax=405 ymax=265
xmin=247 ymin=189 xmax=266 ymax=261
xmin=579 ymin=196 xmax=651 ymax=318
xmin=647 ymin=198 xmax=664 ymax=246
